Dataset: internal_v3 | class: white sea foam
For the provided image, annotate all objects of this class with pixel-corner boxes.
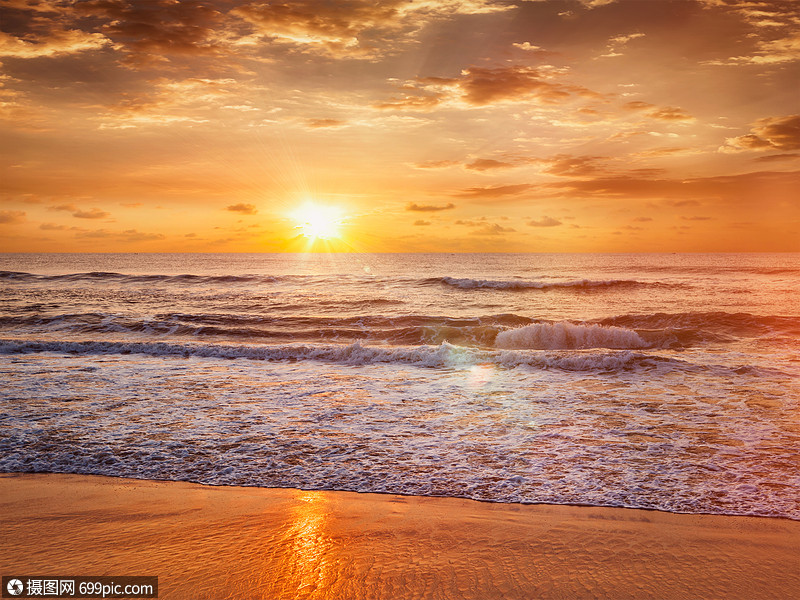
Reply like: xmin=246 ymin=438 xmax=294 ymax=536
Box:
xmin=495 ymin=322 xmax=648 ymax=350
xmin=0 ymin=338 xmax=676 ymax=372
xmin=1 ymin=252 xmax=798 ymax=521
xmin=438 ymin=276 xmax=643 ymax=290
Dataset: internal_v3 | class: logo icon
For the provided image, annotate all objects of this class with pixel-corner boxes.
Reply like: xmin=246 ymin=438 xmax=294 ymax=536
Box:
xmin=7 ymin=579 xmax=24 ymax=596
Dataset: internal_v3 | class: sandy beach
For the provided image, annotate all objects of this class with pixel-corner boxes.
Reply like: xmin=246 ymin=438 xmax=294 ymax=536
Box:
xmin=1 ymin=473 xmax=798 ymax=599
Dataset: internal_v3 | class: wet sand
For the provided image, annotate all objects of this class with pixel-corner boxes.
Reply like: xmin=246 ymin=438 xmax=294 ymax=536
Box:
xmin=1 ymin=473 xmax=798 ymax=599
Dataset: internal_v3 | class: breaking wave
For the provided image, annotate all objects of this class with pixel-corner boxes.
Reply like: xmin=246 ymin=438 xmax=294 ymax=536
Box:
xmin=0 ymin=338 xmax=688 ymax=373
xmin=2 ymin=310 xmax=793 ymax=349
xmin=428 ymin=276 xmax=648 ymax=290
xmin=495 ymin=322 xmax=647 ymax=350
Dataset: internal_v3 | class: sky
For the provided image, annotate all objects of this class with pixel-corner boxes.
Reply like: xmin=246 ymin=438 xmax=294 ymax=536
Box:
xmin=1 ymin=0 xmax=799 ymax=252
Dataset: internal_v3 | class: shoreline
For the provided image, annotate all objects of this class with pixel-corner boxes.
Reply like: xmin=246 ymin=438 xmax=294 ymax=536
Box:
xmin=2 ymin=473 xmax=799 ymax=599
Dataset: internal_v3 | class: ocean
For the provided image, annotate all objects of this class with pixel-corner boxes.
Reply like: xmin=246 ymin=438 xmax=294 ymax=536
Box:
xmin=1 ymin=253 xmax=798 ymax=519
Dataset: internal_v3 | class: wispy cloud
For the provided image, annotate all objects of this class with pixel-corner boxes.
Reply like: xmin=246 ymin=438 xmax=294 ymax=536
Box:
xmin=455 ymin=184 xmax=532 ymax=198
xmin=227 ymin=203 xmax=258 ymax=215
xmin=406 ymin=202 xmax=455 ymax=212
xmin=527 ymin=216 xmax=562 ymax=227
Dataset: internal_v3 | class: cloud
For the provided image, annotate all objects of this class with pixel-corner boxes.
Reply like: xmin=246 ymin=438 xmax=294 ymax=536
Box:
xmin=457 ymin=66 xmax=599 ymax=106
xmin=633 ymin=216 xmax=653 ymax=222
xmin=231 ymin=0 xmax=393 ymax=56
xmin=47 ymin=204 xmax=109 ymax=219
xmin=455 ymin=184 xmax=531 ymax=198
xmin=710 ymin=32 xmax=800 ymax=66
xmin=231 ymin=0 xmax=512 ymax=59
xmin=470 ymin=223 xmax=516 ymax=235
xmin=120 ymin=229 xmax=166 ymax=242
xmin=647 ymin=107 xmax=693 ymax=121
xmin=406 ymin=202 xmax=455 ymax=212
xmin=546 ymin=170 xmax=800 ymax=208
xmin=75 ymin=228 xmax=165 ymax=242
xmin=754 ymin=153 xmax=800 ymax=162
xmin=227 ymin=203 xmax=258 ymax=215
xmin=512 ymin=42 xmax=542 ymax=51
xmin=0 ymin=210 xmax=26 ymax=224
xmin=39 ymin=222 xmax=67 ymax=230
xmin=527 ymin=216 xmax=562 ymax=227
xmin=622 ymin=102 xmax=692 ymax=121
xmin=78 ymin=0 xmax=226 ymax=64
xmin=97 ymin=77 xmax=246 ymax=129
xmin=48 ymin=204 xmax=76 ymax=212
xmin=464 ymin=158 xmax=515 ymax=171
xmin=609 ymin=33 xmax=645 ymax=45
xmin=306 ymin=118 xmax=347 ymax=128
xmin=376 ymin=65 xmax=604 ymax=111
xmin=413 ymin=219 xmax=431 ymax=226
xmin=412 ymin=160 xmax=459 ymax=169
xmin=373 ymin=93 xmax=442 ymax=111
xmin=599 ymin=32 xmax=645 ymax=58
xmin=623 ymin=101 xmax=655 ymax=111
xmin=73 ymin=208 xmax=110 ymax=219
xmin=579 ymin=0 xmax=618 ymax=8
xmin=543 ymin=155 xmax=604 ymax=177
xmin=721 ymin=115 xmax=800 ymax=153
xmin=696 ymin=1 xmax=800 ymax=65
xmin=0 ymin=29 xmax=110 ymax=58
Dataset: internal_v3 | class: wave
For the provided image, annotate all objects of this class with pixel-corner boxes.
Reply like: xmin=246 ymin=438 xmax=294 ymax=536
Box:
xmin=0 ymin=338 xmax=691 ymax=373
xmin=597 ymin=311 xmax=800 ymax=336
xmin=0 ymin=270 xmax=283 ymax=285
xmin=0 ymin=271 xmax=665 ymax=292
xmin=427 ymin=276 xmax=649 ymax=290
xmin=496 ymin=322 xmax=647 ymax=350
xmin=3 ymin=310 xmax=794 ymax=349
xmin=0 ymin=313 xmax=532 ymax=347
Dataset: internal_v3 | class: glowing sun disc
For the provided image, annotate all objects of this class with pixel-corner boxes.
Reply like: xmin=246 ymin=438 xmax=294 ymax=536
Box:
xmin=292 ymin=202 xmax=343 ymax=240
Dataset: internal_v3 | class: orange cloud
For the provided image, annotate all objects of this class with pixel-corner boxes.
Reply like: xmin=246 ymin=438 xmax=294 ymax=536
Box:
xmin=231 ymin=0 xmax=512 ymax=59
xmin=412 ymin=160 xmax=460 ymax=169
xmin=623 ymin=101 xmax=693 ymax=121
xmin=543 ymin=155 xmax=604 ymax=177
xmin=306 ymin=118 xmax=347 ymax=128
xmin=527 ymin=216 xmax=562 ymax=227
xmin=457 ymin=66 xmax=600 ymax=106
xmin=647 ymin=107 xmax=693 ymax=121
xmin=0 ymin=29 xmax=110 ymax=58
xmin=406 ymin=202 xmax=455 ymax=212
xmin=0 ymin=210 xmax=26 ymax=224
xmin=227 ymin=203 xmax=258 ymax=215
xmin=73 ymin=208 xmax=110 ymax=219
xmin=464 ymin=158 xmax=516 ymax=171
xmin=74 ymin=228 xmax=165 ymax=242
xmin=722 ymin=115 xmax=800 ymax=152
xmin=455 ymin=184 xmax=532 ymax=198
xmin=377 ymin=65 xmax=604 ymax=111
xmin=46 ymin=204 xmax=109 ymax=219
xmin=78 ymin=0 xmax=226 ymax=61
xmin=470 ymin=223 xmax=516 ymax=235
xmin=547 ymin=170 xmax=800 ymax=207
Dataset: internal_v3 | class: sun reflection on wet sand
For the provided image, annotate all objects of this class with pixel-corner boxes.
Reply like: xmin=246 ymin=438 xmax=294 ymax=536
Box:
xmin=269 ymin=491 xmax=333 ymax=598
xmin=4 ymin=475 xmax=800 ymax=600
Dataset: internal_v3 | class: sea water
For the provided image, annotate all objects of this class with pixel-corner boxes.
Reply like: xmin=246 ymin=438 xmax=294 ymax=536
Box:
xmin=1 ymin=253 xmax=798 ymax=519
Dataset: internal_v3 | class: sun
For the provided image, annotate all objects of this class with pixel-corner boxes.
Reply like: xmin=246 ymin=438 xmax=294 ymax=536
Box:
xmin=291 ymin=202 xmax=344 ymax=240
